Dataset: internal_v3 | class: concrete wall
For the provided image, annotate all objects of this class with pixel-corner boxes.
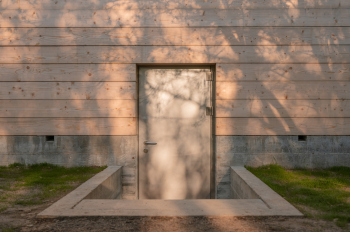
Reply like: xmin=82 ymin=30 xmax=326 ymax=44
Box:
xmin=84 ymin=166 xmax=122 ymax=200
xmin=231 ymin=167 xmax=259 ymax=199
xmin=0 ymin=135 xmax=137 ymax=200
xmin=1 ymin=135 xmax=350 ymax=200
xmin=216 ymin=135 xmax=350 ymax=199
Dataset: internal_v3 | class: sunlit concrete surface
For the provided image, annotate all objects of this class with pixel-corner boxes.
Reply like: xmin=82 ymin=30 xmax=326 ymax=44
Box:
xmin=38 ymin=166 xmax=302 ymax=217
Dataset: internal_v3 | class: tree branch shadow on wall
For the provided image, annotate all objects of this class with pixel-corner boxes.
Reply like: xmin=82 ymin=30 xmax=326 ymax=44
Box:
xmin=0 ymin=0 xmax=348 ymax=222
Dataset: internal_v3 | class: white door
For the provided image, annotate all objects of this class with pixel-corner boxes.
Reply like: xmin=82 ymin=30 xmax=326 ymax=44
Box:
xmin=139 ymin=67 xmax=212 ymax=199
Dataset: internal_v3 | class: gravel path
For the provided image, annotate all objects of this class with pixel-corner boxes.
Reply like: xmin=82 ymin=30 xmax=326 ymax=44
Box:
xmin=0 ymin=204 xmax=347 ymax=232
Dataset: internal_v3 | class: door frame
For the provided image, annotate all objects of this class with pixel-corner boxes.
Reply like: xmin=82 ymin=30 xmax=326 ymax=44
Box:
xmin=136 ymin=64 xmax=216 ymax=199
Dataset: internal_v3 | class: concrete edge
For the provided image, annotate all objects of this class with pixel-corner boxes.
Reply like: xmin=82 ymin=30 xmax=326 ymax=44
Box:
xmin=231 ymin=167 xmax=260 ymax=200
xmin=231 ymin=166 xmax=303 ymax=216
xmin=84 ymin=167 xmax=122 ymax=200
xmin=37 ymin=165 xmax=302 ymax=217
xmin=37 ymin=166 xmax=122 ymax=218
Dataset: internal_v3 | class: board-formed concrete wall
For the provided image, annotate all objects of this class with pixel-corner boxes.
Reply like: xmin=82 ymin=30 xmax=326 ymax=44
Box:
xmin=2 ymin=135 xmax=349 ymax=199
xmin=1 ymin=0 xmax=350 ymax=200
xmin=216 ymin=135 xmax=350 ymax=199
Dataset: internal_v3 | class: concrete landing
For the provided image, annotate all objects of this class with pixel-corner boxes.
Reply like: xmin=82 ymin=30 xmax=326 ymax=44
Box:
xmin=38 ymin=166 xmax=303 ymax=218
xmin=73 ymin=199 xmax=301 ymax=216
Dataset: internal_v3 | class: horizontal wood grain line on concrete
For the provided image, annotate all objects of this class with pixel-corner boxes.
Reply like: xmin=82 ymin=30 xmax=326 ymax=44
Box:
xmin=0 ymin=82 xmax=136 ymax=100
xmin=0 ymin=100 xmax=136 ymax=117
xmin=1 ymin=0 xmax=348 ymax=10
xmin=216 ymin=118 xmax=350 ymax=135
xmin=0 ymin=64 xmax=136 ymax=82
xmin=1 ymin=27 xmax=350 ymax=46
xmin=216 ymin=81 xmax=350 ymax=100
xmin=216 ymin=64 xmax=350 ymax=81
xmin=1 ymin=63 xmax=348 ymax=82
xmin=0 ymin=118 xmax=137 ymax=135
xmin=216 ymin=100 xmax=350 ymax=118
xmin=1 ymin=9 xmax=349 ymax=27
xmin=0 ymin=45 xmax=349 ymax=64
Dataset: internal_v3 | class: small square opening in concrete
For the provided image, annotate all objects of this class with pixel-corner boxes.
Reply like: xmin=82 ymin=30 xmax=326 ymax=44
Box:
xmin=45 ymin=136 xmax=55 ymax=142
xmin=298 ymin=135 xmax=307 ymax=142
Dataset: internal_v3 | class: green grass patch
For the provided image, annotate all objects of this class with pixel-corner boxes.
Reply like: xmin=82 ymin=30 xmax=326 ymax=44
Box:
xmin=0 ymin=163 xmax=106 ymax=208
xmin=1 ymin=226 xmax=18 ymax=232
xmin=247 ymin=164 xmax=350 ymax=228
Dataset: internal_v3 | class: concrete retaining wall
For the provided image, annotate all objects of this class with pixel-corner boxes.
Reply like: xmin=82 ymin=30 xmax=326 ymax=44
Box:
xmin=231 ymin=167 xmax=259 ymax=199
xmin=84 ymin=166 xmax=122 ymax=199
xmin=216 ymin=135 xmax=350 ymax=199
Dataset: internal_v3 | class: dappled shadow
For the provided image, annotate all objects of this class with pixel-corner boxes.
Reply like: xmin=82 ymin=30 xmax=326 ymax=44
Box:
xmin=138 ymin=67 xmax=211 ymax=199
xmin=0 ymin=0 xmax=348 ymax=214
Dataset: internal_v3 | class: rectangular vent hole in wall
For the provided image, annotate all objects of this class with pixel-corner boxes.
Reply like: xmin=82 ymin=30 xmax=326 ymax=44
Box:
xmin=45 ymin=136 xmax=55 ymax=142
xmin=298 ymin=135 xmax=307 ymax=142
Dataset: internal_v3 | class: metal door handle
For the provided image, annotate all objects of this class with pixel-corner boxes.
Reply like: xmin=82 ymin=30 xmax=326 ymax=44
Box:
xmin=144 ymin=141 xmax=157 ymax=145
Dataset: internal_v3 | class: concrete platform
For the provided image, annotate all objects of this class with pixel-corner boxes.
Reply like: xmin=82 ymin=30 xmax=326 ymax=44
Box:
xmin=38 ymin=166 xmax=302 ymax=218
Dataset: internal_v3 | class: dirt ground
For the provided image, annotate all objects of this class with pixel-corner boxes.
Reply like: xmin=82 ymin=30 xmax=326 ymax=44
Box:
xmin=0 ymin=203 xmax=347 ymax=232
